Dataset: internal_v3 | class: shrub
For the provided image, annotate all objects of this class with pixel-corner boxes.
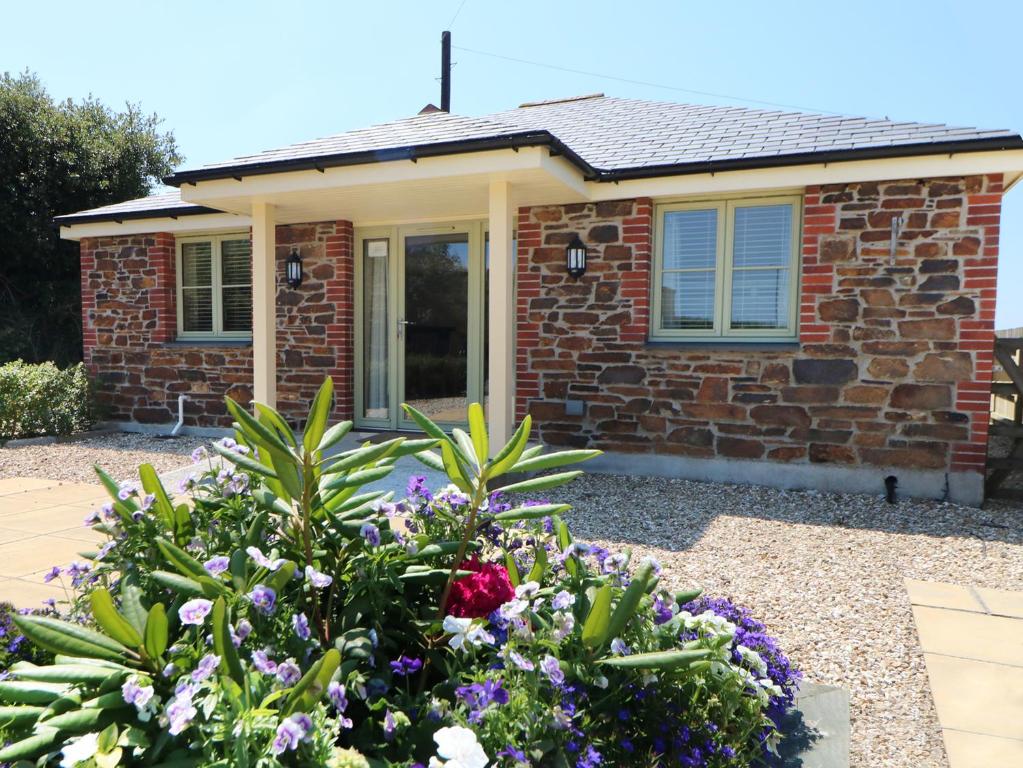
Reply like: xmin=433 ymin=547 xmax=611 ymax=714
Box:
xmin=0 ymin=360 xmax=95 ymax=440
xmin=0 ymin=378 xmax=797 ymax=767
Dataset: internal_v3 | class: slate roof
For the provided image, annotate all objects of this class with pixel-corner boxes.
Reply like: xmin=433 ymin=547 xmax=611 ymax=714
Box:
xmin=54 ymin=192 xmax=220 ymax=225
xmin=60 ymin=95 xmax=1023 ymax=224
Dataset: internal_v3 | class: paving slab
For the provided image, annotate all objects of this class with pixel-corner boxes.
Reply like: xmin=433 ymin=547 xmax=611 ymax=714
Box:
xmin=0 ymin=576 xmax=70 ymax=610
xmin=904 ymin=578 xmax=984 ymax=613
xmin=0 ymin=478 xmax=60 ymax=495
xmin=0 ymin=504 xmax=95 ymax=536
xmin=912 ymin=605 xmax=1023 ymax=668
xmin=942 ymin=729 xmax=1023 ymax=768
xmin=0 ymin=483 xmax=107 ymax=514
xmin=923 ymin=653 xmax=1023 ymax=741
xmin=0 ymin=535 xmax=93 ymax=579
xmin=972 ymin=585 xmax=1023 ymax=620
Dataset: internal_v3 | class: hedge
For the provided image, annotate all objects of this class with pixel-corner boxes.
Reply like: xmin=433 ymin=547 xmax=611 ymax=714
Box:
xmin=0 ymin=361 xmax=95 ymax=440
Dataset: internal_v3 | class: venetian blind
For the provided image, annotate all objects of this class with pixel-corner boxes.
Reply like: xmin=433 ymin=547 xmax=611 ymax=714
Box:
xmin=180 ymin=241 xmax=213 ymax=332
xmin=729 ymin=204 xmax=792 ymax=330
xmin=220 ymin=239 xmax=252 ymax=333
xmin=660 ymin=208 xmax=718 ymax=330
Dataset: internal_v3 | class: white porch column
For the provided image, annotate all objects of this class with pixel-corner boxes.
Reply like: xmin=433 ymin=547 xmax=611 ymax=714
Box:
xmin=488 ymin=180 xmax=515 ymax=450
xmin=251 ymin=201 xmax=277 ymax=407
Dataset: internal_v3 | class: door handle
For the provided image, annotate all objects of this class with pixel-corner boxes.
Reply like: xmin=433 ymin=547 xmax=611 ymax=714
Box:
xmin=398 ymin=318 xmax=415 ymax=338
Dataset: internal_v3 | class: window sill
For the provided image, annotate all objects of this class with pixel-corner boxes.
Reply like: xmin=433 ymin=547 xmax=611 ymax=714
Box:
xmin=163 ymin=339 xmax=253 ymax=348
xmin=644 ymin=340 xmax=799 ymax=351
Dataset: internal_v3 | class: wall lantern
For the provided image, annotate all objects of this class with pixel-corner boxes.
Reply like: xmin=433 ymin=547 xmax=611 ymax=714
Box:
xmin=566 ymin=235 xmax=587 ymax=278
xmin=286 ymin=248 xmax=303 ymax=288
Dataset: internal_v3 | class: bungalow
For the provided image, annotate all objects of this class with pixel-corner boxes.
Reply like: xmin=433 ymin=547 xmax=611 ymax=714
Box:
xmin=56 ymin=94 xmax=1023 ymax=505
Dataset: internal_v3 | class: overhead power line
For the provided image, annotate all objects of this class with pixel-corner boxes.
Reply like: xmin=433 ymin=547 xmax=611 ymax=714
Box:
xmin=447 ymin=0 xmax=470 ymax=29
xmin=452 ymin=44 xmax=846 ymax=116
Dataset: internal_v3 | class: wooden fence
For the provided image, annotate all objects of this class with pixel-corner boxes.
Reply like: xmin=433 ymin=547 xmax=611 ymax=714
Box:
xmin=987 ymin=330 xmax=1023 ymax=499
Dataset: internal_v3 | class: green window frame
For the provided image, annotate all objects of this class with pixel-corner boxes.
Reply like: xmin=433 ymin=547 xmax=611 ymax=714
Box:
xmin=651 ymin=195 xmax=802 ymax=342
xmin=175 ymin=233 xmax=253 ymax=340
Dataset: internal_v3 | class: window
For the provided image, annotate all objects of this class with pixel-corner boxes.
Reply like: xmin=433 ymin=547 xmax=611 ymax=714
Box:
xmin=176 ymin=234 xmax=252 ymax=339
xmin=652 ymin=196 xmax=801 ymax=341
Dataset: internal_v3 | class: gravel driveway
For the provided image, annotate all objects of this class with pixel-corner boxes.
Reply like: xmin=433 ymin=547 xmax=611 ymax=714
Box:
xmin=552 ymin=475 xmax=1023 ymax=768
xmin=0 ymin=432 xmax=206 ymax=484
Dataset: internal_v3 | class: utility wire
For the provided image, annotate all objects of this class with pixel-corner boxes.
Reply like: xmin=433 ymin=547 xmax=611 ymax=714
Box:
xmin=452 ymin=44 xmax=846 ymax=116
xmin=447 ymin=0 xmax=470 ymax=29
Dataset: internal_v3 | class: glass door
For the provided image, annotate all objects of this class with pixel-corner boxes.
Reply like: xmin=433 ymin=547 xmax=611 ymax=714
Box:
xmin=354 ymin=222 xmax=485 ymax=430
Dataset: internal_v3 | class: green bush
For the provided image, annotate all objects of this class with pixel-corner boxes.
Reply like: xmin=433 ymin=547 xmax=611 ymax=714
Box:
xmin=0 ymin=361 xmax=95 ymax=440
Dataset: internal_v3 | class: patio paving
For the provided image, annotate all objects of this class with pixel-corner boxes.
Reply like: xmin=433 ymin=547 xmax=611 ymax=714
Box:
xmin=906 ymin=578 xmax=1023 ymax=767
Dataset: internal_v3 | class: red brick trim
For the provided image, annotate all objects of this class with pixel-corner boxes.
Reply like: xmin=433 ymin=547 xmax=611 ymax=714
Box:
xmin=799 ymin=188 xmax=837 ymax=344
xmin=325 ymin=221 xmax=354 ymax=420
xmin=149 ymin=233 xmax=177 ymax=344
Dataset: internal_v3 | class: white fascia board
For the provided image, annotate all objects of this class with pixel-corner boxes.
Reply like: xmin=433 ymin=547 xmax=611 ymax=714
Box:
xmin=586 ymin=149 xmax=1023 ymax=201
xmin=179 ymin=147 xmax=552 ymax=208
xmin=60 ymin=213 xmax=250 ymax=241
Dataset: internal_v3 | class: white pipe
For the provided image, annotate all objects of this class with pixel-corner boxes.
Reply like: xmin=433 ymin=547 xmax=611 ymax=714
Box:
xmin=170 ymin=395 xmax=188 ymax=436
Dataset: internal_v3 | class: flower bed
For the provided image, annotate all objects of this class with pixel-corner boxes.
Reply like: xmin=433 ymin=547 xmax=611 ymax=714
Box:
xmin=0 ymin=378 xmax=798 ymax=767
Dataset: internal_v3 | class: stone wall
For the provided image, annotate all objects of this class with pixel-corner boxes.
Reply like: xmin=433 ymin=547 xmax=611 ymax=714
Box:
xmin=80 ymin=220 xmax=353 ymax=427
xmin=514 ymin=175 xmax=1002 ymax=478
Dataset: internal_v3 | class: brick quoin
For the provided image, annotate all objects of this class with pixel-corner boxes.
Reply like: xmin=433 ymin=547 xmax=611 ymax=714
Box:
xmin=514 ymin=177 xmax=1003 ymax=479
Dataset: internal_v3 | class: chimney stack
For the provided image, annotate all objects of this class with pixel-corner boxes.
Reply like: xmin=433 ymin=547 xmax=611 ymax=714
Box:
xmin=440 ymin=31 xmax=451 ymax=112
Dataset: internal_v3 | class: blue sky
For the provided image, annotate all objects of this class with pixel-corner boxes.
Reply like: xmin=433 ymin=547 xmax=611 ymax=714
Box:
xmin=4 ymin=0 xmax=1021 ymax=326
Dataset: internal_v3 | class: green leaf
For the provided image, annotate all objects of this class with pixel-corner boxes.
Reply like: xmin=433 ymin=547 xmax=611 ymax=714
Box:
xmin=674 ymin=588 xmax=702 ymax=606
xmin=387 ymin=438 xmax=441 ymax=458
xmin=12 ymin=616 xmax=128 ymax=663
xmin=397 ymin=568 xmax=471 ymax=585
xmin=494 ymin=503 xmax=571 ymax=522
xmin=138 ymin=463 xmax=175 ymax=529
xmin=155 ymin=538 xmax=207 ymax=580
xmin=119 ymin=585 xmax=148 ymax=637
xmin=467 ymin=402 xmax=488 ymax=462
xmin=495 ymin=471 xmax=583 ymax=496
xmin=526 ymin=544 xmax=548 ymax=585
xmin=212 ymin=443 xmax=278 ymax=478
xmin=401 ymin=402 xmax=473 ymax=467
xmin=0 ymin=681 xmax=68 ymax=705
xmin=439 ymin=441 xmax=471 ymax=493
xmin=509 ymin=449 xmax=601 ymax=475
xmin=488 ymin=415 xmax=532 ymax=478
xmin=89 ymin=589 xmax=142 ymax=649
xmin=412 ymin=449 xmax=445 ymax=473
xmin=144 ymin=604 xmax=168 ymax=660
xmin=451 ymin=429 xmax=479 ymax=472
xmin=264 ymin=441 xmax=303 ymax=500
xmin=151 ymin=571 xmax=204 ymax=597
xmin=317 ymin=419 xmax=353 ymax=453
xmin=96 ymin=747 xmax=123 ymax=768
xmin=43 ymin=707 xmax=111 ymax=733
xmin=253 ymin=403 xmax=299 ymax=449
xmin=504 ymin=551 xmax=521 ymax=588
xmin=283 ymin=649 xmax=340 ymax=715
xmin=302 ymin=377 xmax=334 ymax=454
xmin=596 ymin=649 xmax=712 ymax=670
xmin=211 ymin=598 xmax=244 ymax=685
xmin=604 ymin=560 xmax=656 ymax=646
xmin=581 ymin=585 xmax=612 ymax=649
xmin=406 ymin=542 xmax=467 ymax=561
xmin=0 ymin=704 xmax=46 ymax=726
xmin=97 ymin=723 xmax=119 ymax=754
xmin=0 ymin=729 xmax=61 ymax=762
xmin=225 ymin=397 xmax=292 ymax=455
xmin=9 ymin=662 xmax=129 ymax=684
xmin=323 ymin=439 xmax=401 ymax=476
xmin=266 ymin=561 xmax=297 ymax=595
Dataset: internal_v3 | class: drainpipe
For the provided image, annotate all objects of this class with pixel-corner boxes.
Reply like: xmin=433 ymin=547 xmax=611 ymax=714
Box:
xmin=170 ymin=395 xmax=188 ymax=436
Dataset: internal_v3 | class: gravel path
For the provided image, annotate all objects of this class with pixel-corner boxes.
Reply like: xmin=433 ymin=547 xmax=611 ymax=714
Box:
xmin=552 ymin=475 xmax=1023 ymax=768
xmin=0 ymin=433 xmax=207 ymax=484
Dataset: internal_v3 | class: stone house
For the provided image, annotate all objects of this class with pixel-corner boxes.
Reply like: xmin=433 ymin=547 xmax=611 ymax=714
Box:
xmin=57 ymin=95 xmax=1023 ymax=504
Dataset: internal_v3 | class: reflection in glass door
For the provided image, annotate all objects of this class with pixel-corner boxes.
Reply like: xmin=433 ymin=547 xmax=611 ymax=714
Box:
xmin=361 ymin=237 xmax=390 ymax=421
xmin=400 ymin=231 xmax=470 ymax=424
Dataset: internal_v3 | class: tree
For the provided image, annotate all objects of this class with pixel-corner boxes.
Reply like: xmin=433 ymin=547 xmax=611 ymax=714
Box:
xmin=0 ymin=71 xmax=182 ymax=365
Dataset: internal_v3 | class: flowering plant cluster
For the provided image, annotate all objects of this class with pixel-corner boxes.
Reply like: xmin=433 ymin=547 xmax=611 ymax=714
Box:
xmin=0 ymin=377 xmax=797 ymax=767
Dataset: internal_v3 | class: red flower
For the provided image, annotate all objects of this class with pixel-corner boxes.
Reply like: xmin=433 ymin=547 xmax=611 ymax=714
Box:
xmin=446 ymin=558 xmax=515 ymax=618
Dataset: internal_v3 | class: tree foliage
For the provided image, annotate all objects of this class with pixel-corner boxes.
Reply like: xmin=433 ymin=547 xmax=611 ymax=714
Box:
xmin=0 ymin=71 xmax=182 ymax=365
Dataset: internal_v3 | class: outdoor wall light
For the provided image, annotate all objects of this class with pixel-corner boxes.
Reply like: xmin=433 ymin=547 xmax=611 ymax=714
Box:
xmin=566 ymin=235 xmax=587 ymax=278
xmin=286 ymin=248 xmax=304 ymax=288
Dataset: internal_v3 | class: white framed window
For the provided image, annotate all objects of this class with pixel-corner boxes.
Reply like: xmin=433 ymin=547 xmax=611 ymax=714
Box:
xmin=651 ymin=195 xmax=802 ymax=342
xmin=176 ymin=234 xmax=252 ymax=340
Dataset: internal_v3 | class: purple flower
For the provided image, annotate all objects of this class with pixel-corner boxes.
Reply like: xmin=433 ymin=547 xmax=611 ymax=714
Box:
xmin=552 ymin=590 xmax=575 ymax=610
xmin=204 ymin=556 xmax=230 ymax=576
xmin=117 ymin=482 xmax=137 ymax=501
xmin=407 ymin=475 xmax=431 ymax=499
xmin=276 ymin=659 xmax=301 ymax=686
xmin=328 ymin=681 xmax=348 ymax=711
xmin=166 ymin=688 xmax=197 ymax=735
xmin=66 ymin=561 xmax=91 ymax=588
xmin=456 ymin=678 xmax=509 ymax=724
xmin=178 ymin=599 xmax=213 ymax=626
xmin=248 ymin=585 xmax=276 ymax=615
xmin=140 ymin=493 xmax=156 ymax=511
xmin=270 ymin=713 xmax=310 ymax=755
xmin=498 ymin=746 xmax=529 ymax=765
xmin=100 ymin=502 xmax=116 ymax=520
xmin=610 ymin=638 xmax=630 ymax=656
xmin=96 ymin=541 xmax=116 ymax=560
xmin=252 ymin=649 xmax=277 ymax=675
xmin=388 ymin=655 xmax=423 ymax=676
xmin=360 ymin=523 xmax=381 ymax=547
xmin=507 ymin=649 xmax=534 ymax=671
xmin=383 ymin=709 xmax=397 ymax=740
xmin=246 ymin=546 xmax=285 ymax=571
xmin=292 ymin=613 xmax=311 ymax=641
xmin=42 ymin=566 xmax=61 ymax=584
xmin=192 ymin=653 xmax=220 ymax=682
xmin=231 ymin=619 xmax=253 ymax=648
xmin=83 ymin=509 xmax=100 ymax=525
xmin=304 ymin=565 xmax=332 ymax=589
xmin=121 ymin=677 xmax=154 ymax=708
xmin=540 ymin=655 xmax=564 ymax=686
xmin=191 ymin=446 xmax=207 ymax=462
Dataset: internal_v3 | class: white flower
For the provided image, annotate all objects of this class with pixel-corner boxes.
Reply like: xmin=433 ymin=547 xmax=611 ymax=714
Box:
xmin=498 ymin=599 xmax=528 ymax=621
xmin=552 ymin=611 xmax=575 ymax=641
xmin=442 ymin=616 xmax=493 ymax=652
xmin=593 ymin=674 xmax=609 ymax=689
xmin=736 ymin=645 xmax=768 ymax=676
xmin=610 ymin=637 xmax=630 ymax=656
xmin=514 ymin=581 xmax=540 ymax=599
xmin=428 ymin=725 xmax=488 ymax=768
xmin=60 ymin=733 xmax=99 ymax=768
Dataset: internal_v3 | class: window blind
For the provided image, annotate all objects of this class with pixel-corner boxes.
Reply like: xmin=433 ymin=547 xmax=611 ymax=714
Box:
xmin=660 ymin=208 xmax=717 ymax=330
xmin=220 ymin=239 xmax=252 ymax=333
xmin=729 ymin=204 xmax=792 ymax=330
xmin=180 ymin=241 xmax=213 ymax=332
